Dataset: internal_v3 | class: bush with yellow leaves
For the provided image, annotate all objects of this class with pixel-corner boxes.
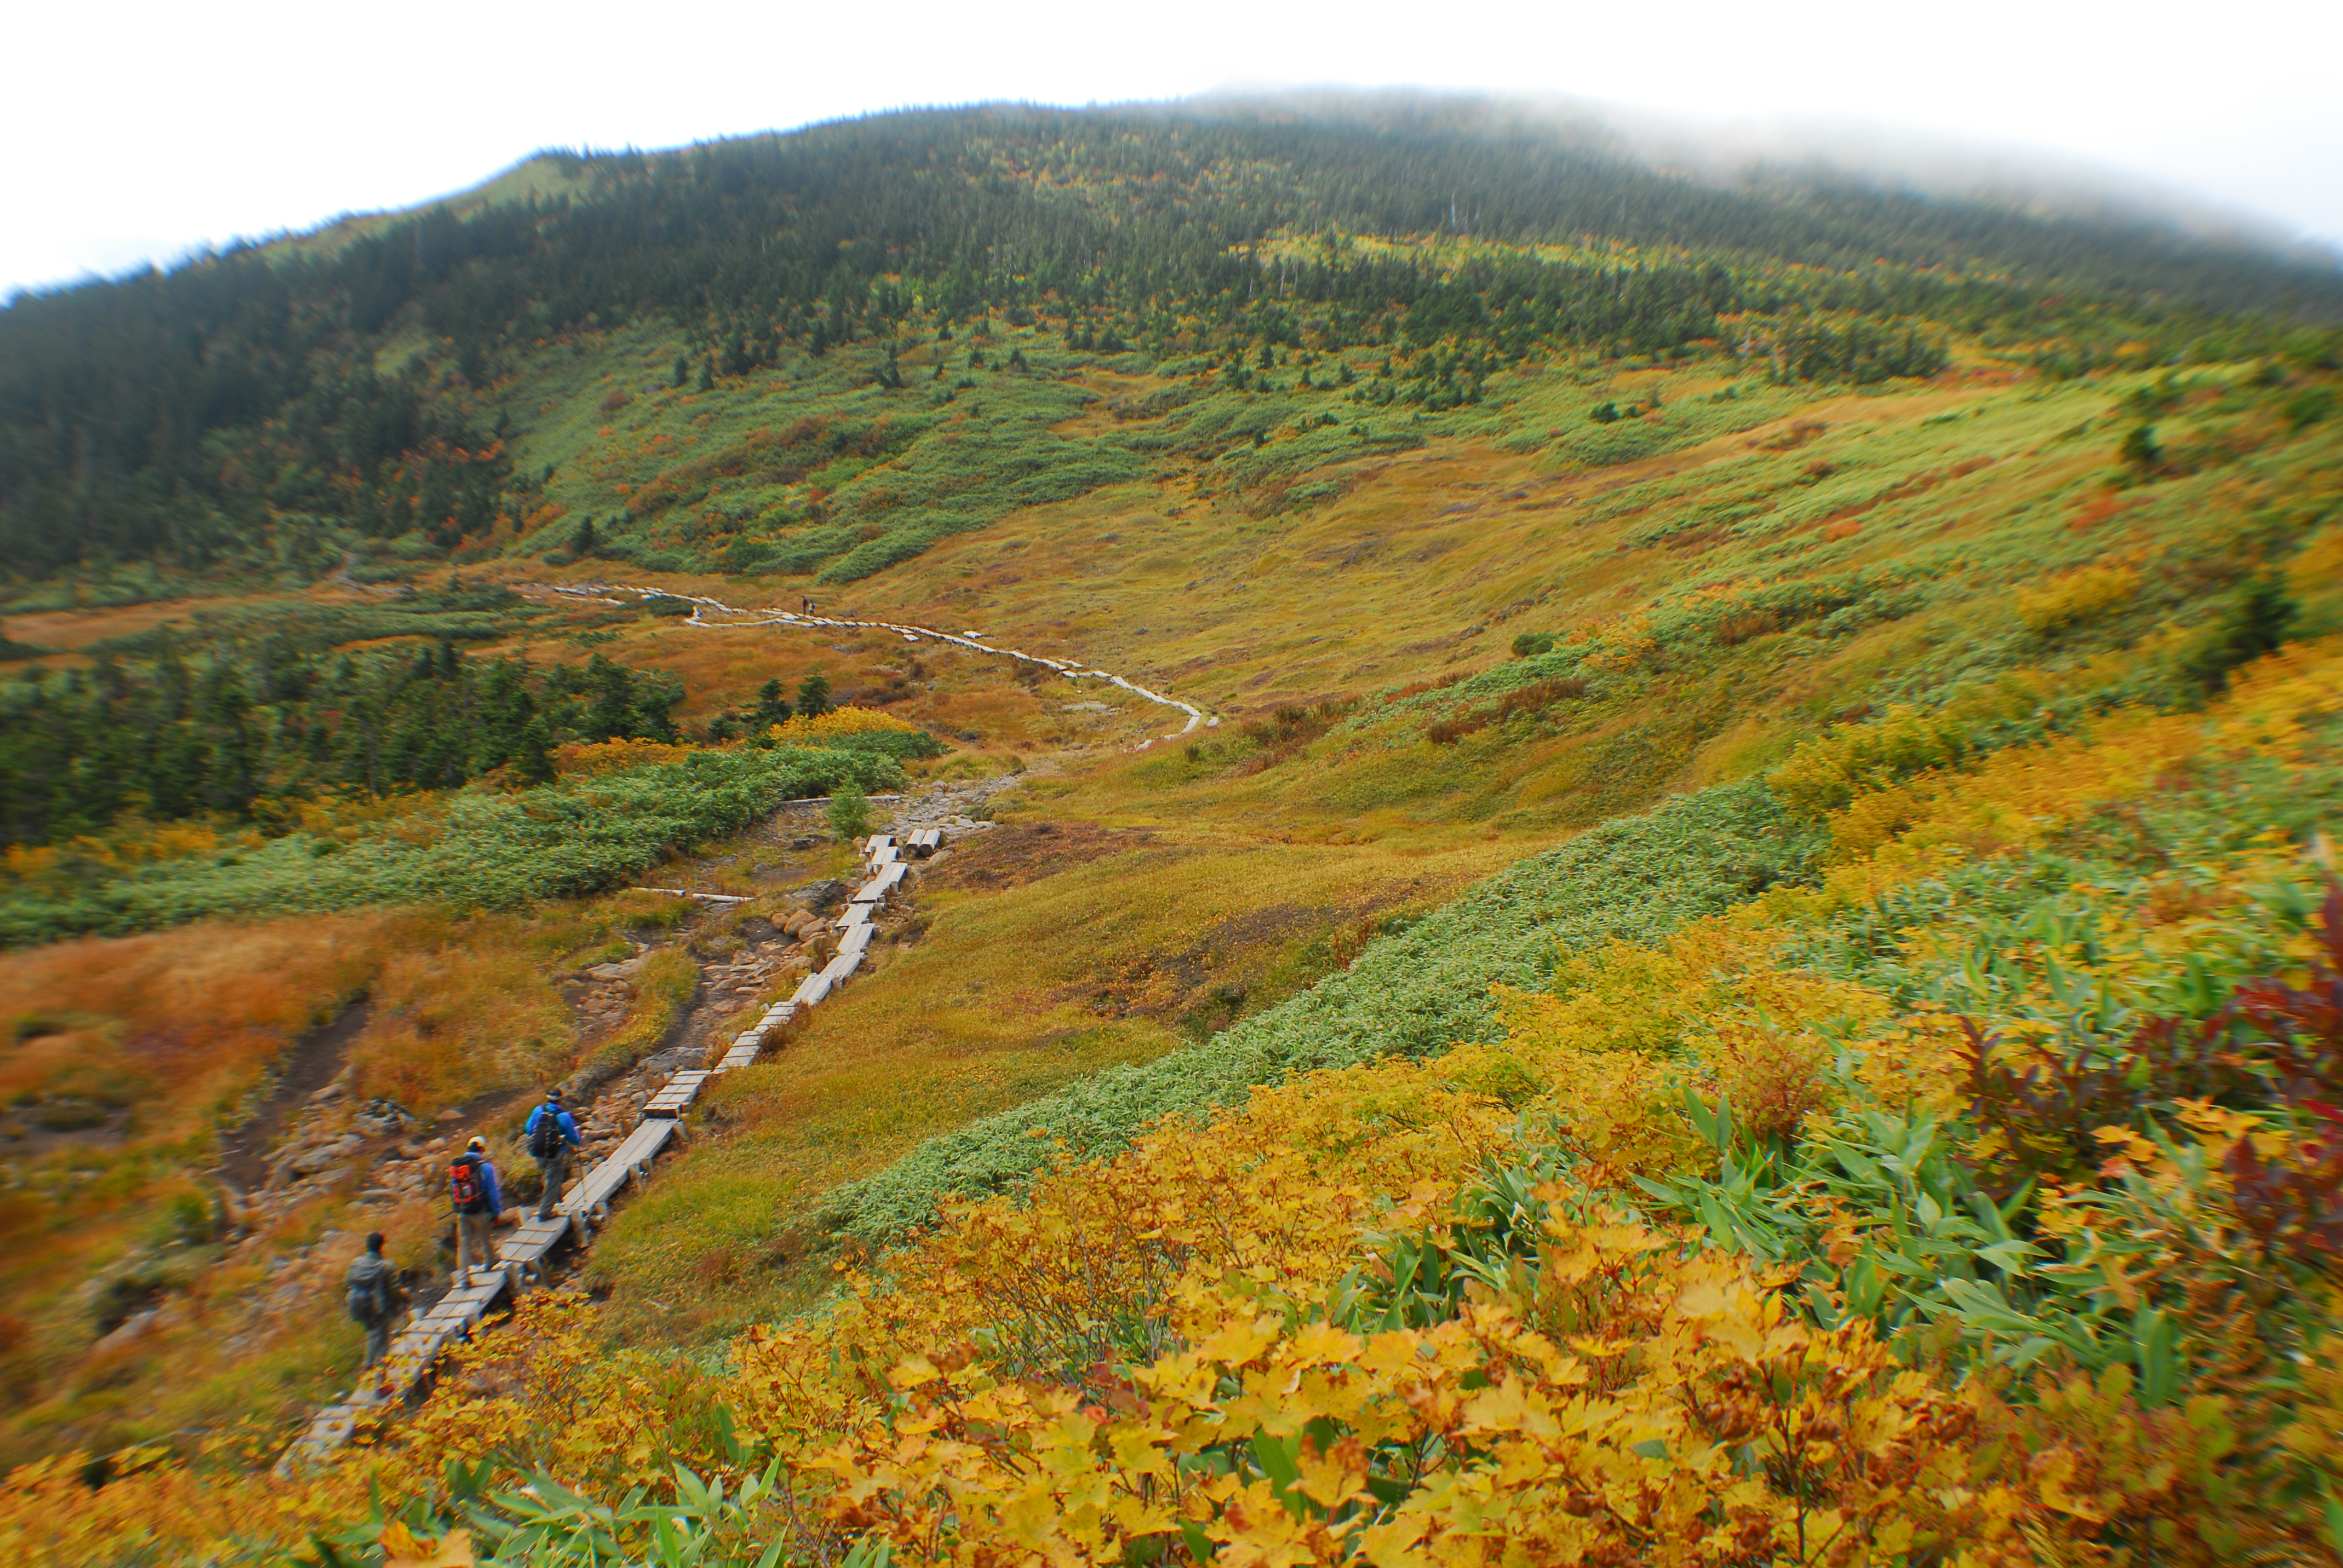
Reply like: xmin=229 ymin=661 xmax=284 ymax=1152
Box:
xmin=765 ymin=706 xmax=921 ymax=745
xmin=10 ymin=644 xmax=2343 ymax=1567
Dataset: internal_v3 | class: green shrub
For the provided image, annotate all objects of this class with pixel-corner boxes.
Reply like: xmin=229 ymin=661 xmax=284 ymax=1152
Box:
xmin=827 ymin=785 xmax=872 ymax=841
xmin=0 ymin=748 xmax=903 ymax=944
xmin=819 ymin=780 xmax=1816 ymax=1244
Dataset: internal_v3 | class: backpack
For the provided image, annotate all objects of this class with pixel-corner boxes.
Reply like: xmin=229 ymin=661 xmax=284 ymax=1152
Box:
xmin=450 ymin=1154 xmax=482 ymax=1211
xmin=528 ymin=1108 xmax=566 ymax=1159
xmin=345 ymin=1256 xmax=391 ymax=1324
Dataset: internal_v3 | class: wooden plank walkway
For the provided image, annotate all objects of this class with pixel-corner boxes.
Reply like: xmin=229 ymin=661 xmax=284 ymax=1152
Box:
xmin=281 ymin=829 xmax=917 ymax=1471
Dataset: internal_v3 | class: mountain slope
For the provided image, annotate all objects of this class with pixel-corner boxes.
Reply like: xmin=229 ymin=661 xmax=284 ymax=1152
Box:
xmin=4 ymin=95 xmax=2338 ymax=578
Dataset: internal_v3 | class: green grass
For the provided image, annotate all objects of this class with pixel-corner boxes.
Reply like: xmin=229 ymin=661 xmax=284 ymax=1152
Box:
xmin=0 ymin=746 xmax=903 ymax=944
xmin=817 ymin=777 xmax=1812 ymax=1247
xmin=496 ymin=322 xmax=1158 ymax=584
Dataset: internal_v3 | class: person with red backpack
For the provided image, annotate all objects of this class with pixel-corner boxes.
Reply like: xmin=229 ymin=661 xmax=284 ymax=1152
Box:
xmin=450 ymin=1135 xmax=504 ymax=1287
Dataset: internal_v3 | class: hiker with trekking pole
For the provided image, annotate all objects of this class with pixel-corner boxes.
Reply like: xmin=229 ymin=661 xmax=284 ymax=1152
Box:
xmin=524 ymin=1089 xmax=584 ymax=1221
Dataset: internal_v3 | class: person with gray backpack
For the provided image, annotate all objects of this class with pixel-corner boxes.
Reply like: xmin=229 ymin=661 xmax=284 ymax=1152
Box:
xmin=343 ymin=1232 xmax=404 ymax=1371
xmin=523 ymin=1089 xmax=583 ymax=1221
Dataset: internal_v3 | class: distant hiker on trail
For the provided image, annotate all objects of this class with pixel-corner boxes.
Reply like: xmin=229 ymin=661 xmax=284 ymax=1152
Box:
xmin=450 ymin=1136 xmax=503 ymax=1287
xmin=344 ymin=1232 xmax=404 ymax=1371
xmin=525 ymin=1089 xmax=583 ymax=1221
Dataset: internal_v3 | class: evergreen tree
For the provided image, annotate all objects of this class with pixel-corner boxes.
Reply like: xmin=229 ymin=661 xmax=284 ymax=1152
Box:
xmin=753 ymin=678 xmax=793 ymax=729
xmin=795 ymin=670 xmax=833 ymax=719
xmin=512 ymin=715 xmax=555 ymax=784
xmin=572 ymin=517 xmax=599 ymax=558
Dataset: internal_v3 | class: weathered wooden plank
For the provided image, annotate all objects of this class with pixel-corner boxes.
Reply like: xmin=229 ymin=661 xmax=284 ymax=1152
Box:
xmin=559 ymin=1120 xmax=676 ymax=1215
xmin=837 ymin=903 xmax=873 ymax=929
xmin=791 ymin=972 xmax=833 ymax=1007
xmin=820 ymin=949 xmax=863 ymax=985
xmin=839 ymin=923 xmax=873 ymax=957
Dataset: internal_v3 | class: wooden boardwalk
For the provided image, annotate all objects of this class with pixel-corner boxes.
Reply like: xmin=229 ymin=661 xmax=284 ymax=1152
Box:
xmin=279 ymin=832 xmax=916 ymax=1471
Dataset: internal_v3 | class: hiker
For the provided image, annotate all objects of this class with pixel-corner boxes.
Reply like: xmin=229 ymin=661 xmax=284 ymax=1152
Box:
xmin=344 ymin=1232 xmax=404 ymax=1370
xmin=523 ymin=1088 xmax=583 ymax=1221
xmin=449 ymin=1135 xmax=503 ymax=1286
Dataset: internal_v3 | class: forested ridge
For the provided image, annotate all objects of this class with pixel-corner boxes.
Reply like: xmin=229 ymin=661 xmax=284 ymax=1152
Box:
xmin=4 ymin=96 xmax=2340 ymax=577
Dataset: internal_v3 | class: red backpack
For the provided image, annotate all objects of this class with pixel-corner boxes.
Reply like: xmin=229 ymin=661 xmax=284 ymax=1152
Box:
xmin=449 ymin=1155 xmax=482 ymax=1210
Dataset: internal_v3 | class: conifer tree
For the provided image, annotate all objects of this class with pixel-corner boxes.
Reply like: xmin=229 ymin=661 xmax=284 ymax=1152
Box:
xmin=795 ymin=670 xmax=832 ymax=719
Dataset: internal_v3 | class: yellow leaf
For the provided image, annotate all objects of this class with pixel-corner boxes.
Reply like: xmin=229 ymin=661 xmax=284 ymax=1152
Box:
xmin=887 ymin=1354 xmax=940 ymax=1389
xmin=383 ymin=1527 xmax=474 ymax=1568
xmin=1285 ymin=1321 xmax=1362 ymax=1368
xmin=1196 ymin=1315 xmax=1280 ymax=1367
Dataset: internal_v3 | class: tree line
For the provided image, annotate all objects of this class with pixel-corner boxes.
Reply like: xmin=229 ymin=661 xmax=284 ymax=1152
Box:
xmin=0 ymin=641 xmax=682 ymax=844
xmin=4 ymin=97 xmax=2339 ymax=577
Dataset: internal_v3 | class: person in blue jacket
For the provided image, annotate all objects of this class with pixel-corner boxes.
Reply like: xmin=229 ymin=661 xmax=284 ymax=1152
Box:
xmin=523 ymin=1089 xmax=585 ymax=1221
xmin=450 ymin=1135 xmax=503 ymax=1287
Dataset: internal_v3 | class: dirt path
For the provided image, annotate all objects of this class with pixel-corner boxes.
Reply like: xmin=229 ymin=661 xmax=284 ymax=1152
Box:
xmin=215 ymin=1000 xmax=373 ymax=1192
xmin=529 ymin=581 xmax=1214 ymax=745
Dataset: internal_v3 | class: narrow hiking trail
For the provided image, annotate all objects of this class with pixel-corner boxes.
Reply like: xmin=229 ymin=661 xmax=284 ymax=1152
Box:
xmin=280 ymin=587 xmax=1208 ymax=1466
xmin=534 ymin=581 xmax=1215 ymax=744
xmin=281 ymin=823 xmax=951 ymax=1468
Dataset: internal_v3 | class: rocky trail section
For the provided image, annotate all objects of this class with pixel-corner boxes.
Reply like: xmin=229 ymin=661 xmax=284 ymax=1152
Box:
xmin=278 ymin=819 xmax=968 ymax=1470
xmin=534 ymin=581 xmax=1214 ymax=745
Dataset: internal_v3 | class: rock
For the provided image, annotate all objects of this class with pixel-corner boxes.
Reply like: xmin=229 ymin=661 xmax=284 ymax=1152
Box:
xmin=638 ymin=1047 xmax=701 ymax=1076
xmin=290 ymin=1135 xmax=362 ymax=1175
xmin=785 ymin=878 xmax=848 ymax=911
xmin=587 ymin=956 xmax=648 ymax=981
xmin=94 ymin=1309 xmax=159 ymax=1353
xmin=352 ymin=1100 xmax=410 ymax=1137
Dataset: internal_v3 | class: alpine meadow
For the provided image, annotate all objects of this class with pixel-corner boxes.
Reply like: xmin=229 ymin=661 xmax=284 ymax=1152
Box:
xmin=2 ymin=93 xmax=2343 ymax=1567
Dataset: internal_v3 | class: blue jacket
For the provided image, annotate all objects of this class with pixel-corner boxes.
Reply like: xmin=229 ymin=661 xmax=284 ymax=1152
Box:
xmin=525 ymin=1103 xmax=583 ymax=1149
xmin=454 ymin=1153 xmax=502 ymax=1215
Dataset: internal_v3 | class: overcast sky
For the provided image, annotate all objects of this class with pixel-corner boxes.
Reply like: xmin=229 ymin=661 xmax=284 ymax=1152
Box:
xmin=7 ymin=0 xmax=2339 ymax=299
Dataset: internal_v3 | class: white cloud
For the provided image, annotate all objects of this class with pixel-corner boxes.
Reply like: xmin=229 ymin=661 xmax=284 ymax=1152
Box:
xmin=5 ymin=0 xmax=2338 ymax=297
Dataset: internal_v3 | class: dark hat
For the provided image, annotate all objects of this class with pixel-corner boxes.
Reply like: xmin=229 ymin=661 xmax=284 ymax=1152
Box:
xmin=545 ymin=1088 xmax=563 ymax=1100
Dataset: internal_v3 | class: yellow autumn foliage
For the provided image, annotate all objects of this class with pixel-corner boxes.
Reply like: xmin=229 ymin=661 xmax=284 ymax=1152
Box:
xmin=7 ymin=644 xmax=2343 ymax=1565
xmin=765 ymin=706 xmax=919 ymax=744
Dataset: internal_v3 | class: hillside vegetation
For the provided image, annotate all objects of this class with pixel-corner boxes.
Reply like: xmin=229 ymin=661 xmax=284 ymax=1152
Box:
xmin=0 ymin=94 xmax=2340 ymax=1565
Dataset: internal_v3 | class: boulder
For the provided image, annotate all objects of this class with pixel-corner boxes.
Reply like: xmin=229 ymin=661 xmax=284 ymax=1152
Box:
xmin=785 ymin=878 xmax=848 ymax=912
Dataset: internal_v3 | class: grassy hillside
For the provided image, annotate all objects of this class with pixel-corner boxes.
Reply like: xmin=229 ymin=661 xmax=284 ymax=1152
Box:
xmin=4 ymin=96 xmax=2338 ymax=580
xmin=0 ymin=93 xmax=2340 ymax=1564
